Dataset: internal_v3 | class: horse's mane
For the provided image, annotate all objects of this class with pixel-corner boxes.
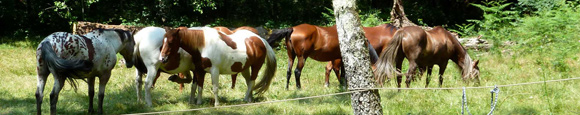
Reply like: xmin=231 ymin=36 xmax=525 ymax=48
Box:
xmin=431 ymin=26 xmax=474 ymax=78
xmin=178 ymin=28 xmax=205 ymax=49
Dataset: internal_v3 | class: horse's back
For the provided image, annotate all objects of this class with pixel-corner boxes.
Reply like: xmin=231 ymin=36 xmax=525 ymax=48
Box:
xmin=39 ymin=32 xmax=94 ymax=61
xmin=364 ymin=24 xmax=398 ymax=54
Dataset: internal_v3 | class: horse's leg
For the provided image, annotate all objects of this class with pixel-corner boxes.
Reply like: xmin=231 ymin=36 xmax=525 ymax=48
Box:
xmin=209 ymin=67 xmax=221 ymax=106
xmin=406 ymin=61 xmax=418 ymax=88
xmin=285 ymin=48 xmax=296 ymax=90
xmin=143 ymin=66 xmax=159 ymax=107
xmin=134 ymin=69 xmax=144 ymax=102
xmin=179 ymin=72 xmax=192 ymax=92
xmin=241 ymin=69 xmax=253 ymax=102
xmin=438 ymin=63 xmax=448 ymax=87
xmin=395 ymin=55 xmax=404 ymax=89
xmin=231 ymin=74 xmax=237 ymax=89
xmin=193 ymin=70 xmax=206 ymax=105
xmin=87 ymin=77 xmax=96 ymax=113
xmin=97 ymin=72 xmax=111 ymax=114
xmin=49 ymin=75 xmax=66 ymax=115
xmin=324 ymin=62 xmax=332 ymax=87
xmin=425 ymin=66 xmax=433 ymax=88
xmin=333 ymin=60 xmax=343 ymax=88
xmin=339 ymin=61 xmax=347 ymax=88
xmin=151 ymin=72 xmax=161 ymax=89
xmin=35 ymin=67 xmax=49 ymax=115
xmin=294 ymin=56 xmax=307 ymax=90
xmin=415 ymin=66 xmax=426 ymax=82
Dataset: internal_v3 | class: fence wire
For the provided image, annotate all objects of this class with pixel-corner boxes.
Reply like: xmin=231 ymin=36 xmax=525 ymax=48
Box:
xmin=125 ymin=77 xmax=580 ymax=115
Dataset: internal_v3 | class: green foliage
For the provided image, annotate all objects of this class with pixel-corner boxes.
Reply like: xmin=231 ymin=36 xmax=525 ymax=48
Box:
xmin=321 ymin=7 xmax=387 ymax=27
xmin=517 ymin=0 xmax=566 ymax=13
xmin=469 ymin=0 xmax=519 ymax=33
xmin=448 ymin=23 xmax=477 ymax=37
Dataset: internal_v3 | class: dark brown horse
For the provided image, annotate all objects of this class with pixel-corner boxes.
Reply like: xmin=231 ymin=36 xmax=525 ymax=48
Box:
xmin=324 ymin=24 xmax=397 ymax=87
xmin=267 ymin=23 xmax=380 ymax=89
xmin=374 ymin=26 xmax=480 ymax=88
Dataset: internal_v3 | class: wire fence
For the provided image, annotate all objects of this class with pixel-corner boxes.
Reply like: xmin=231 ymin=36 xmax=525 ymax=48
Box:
xmin=125 ymin=77 xmax=580 ymax=115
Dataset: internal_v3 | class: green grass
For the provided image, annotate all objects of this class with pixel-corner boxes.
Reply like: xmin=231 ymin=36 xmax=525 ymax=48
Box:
xmin=1 ymin=37 xmax=580 ymax=114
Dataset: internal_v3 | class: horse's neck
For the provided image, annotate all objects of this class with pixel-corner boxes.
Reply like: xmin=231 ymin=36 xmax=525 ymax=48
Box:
xmin=178 ymin=30 xmax=206 ymax=53
xmin=454 ymin=48 xmax=472 ymax=75
xmin=96 ymin=33 xmax=123 ymax=53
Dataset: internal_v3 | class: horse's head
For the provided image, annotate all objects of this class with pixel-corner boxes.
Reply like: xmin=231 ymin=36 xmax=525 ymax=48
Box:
xmin=160 ymin=27 xmax=186 ymax=63
xmin=462 ymin=59 xmax=480 ymax=84
xmin=116 ymin=30 xmax=136 ymax=68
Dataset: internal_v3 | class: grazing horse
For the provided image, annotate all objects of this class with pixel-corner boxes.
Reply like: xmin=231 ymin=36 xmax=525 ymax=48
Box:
xmin=160 ymin=27 xmax=277 ymax=106
xmin=267 ymin=24 xmax=379 ymax=89
xmin=35 ymin=29 xmax=135 ymax=114
xmin=324 ymin=24 xmax=397 ymax=87
xmin=133 ymin=27 xmax=197 ymax=106
xmin=374 ymin=26 xmax=480 ymax=88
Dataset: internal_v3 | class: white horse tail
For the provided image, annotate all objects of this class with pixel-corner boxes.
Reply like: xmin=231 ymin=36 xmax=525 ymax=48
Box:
xmin=253 ymin=37 xmax=277 ymax=95
xmin=40 ymin=41 xmax=93 ymax=90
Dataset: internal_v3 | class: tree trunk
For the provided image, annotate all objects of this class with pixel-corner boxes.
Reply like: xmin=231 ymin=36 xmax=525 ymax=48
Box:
xmin=332 ymin=0 xmax=382 ymax=114
xmin=390 ymin=0 xmax=417 ymax=28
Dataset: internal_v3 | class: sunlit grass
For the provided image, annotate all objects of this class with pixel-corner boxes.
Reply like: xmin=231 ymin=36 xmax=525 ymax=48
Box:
xmin=1 ymin=39 xmax=579 ymax=114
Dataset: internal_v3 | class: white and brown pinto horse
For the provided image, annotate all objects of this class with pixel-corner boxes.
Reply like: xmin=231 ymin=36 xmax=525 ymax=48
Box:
xmin=160 ymin=27 xmax=277 ymax=106
xmin=133 ymin=27 xmax=197 ymax=107
xmin=35 ymin=29 xmax=135 ymax=114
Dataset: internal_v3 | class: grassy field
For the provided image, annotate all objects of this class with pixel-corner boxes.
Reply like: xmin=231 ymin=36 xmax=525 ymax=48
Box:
xmin=1 ymin=37 xmax=580 ymax=114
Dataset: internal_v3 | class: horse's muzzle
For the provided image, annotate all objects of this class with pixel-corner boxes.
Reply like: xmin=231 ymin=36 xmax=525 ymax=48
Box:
xmin=160 ymin=56 xmax=169 ymax=63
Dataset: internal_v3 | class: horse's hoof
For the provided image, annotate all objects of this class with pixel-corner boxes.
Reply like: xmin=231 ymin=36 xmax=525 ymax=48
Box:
xmin=168 ymin=75 xmax=179 ymax=82
xmin=324 ymin=83 xmax=329 ymax=87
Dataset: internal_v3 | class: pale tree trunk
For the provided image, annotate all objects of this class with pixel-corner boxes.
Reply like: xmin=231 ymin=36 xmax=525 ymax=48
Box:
xmin=390 ymin=0 xmax=417 ymax=28
xmin=332 ymin=0 xmax=382 ymax=114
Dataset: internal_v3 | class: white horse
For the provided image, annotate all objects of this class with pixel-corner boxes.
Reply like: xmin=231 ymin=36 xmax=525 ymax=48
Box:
xmin=35 ymin=29 xmax=135 ymax=114
xmin=160 ymin=27 xmax=277 ymax=106
xmin=133 ymin=27 xmax=198 ymax=107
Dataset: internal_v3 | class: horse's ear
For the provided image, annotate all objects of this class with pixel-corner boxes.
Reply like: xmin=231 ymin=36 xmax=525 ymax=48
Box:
xmin=473 ymin=60 xmax=479 ymax=67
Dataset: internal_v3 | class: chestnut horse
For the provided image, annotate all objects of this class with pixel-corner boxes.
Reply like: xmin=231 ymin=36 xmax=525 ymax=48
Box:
xmin=324 ymin=24 xmax=397 ymax=87
xmin=35 ymin=29 xmax=134 ymax=114
xmin=267 ymin=23 xmax=382 ymax=89
xmin=160 ymin=27 xmax=277 ymax=106
xmin=374 ymin=26 xmax=480 ymax=88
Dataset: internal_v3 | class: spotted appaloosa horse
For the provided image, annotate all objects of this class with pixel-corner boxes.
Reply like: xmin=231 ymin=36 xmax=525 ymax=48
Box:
xmin=160 ymin=27 xmax=277 ymax=106
xmin=324 ymin=24 xmax=397 ymax=87
xmin=374 ymin=26 xmax=480 ymax=88
xmin=267 ymin=23 xmax=379 ymax=89
xmin=133 ymin=27 xmax=198 ymax=106
xmin=35 ymin=29 xmax=135 ymax=114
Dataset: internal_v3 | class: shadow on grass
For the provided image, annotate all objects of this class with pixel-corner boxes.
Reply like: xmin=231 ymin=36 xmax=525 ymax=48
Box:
xmin=0 ymin=90 xmax=37 ymax=114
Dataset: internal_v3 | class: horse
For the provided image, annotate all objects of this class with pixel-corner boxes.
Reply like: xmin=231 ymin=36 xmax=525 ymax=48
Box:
xmin=133 ymin=27 xmax=198 ymax=107
xmin=267 ymin=23 xmax=380 ymax=89
xmin=160 ymin=27 xmax=277 ymax=106
xmin=35 ymin=29 xmax=135 ymax=114
xmin=324 ymin=24 xmax=397 ymax=87
xmin=374 ymin=26 xmax=480 ymax=88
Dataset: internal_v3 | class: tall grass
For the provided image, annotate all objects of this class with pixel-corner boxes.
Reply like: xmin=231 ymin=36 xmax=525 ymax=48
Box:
xmin=1 ymin=36 xmax=580 ymax=114
xmin=2 ymin=3 xmax=580 ymax=113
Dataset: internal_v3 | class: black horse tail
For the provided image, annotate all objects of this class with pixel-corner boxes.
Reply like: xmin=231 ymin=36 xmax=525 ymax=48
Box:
xmin=267 ymin=28 xmax=293 ymax=47
xmin=367 ymin=40 xmax=379 ymax=65
xmin=40 ymin=42 xmax=93 ymax=90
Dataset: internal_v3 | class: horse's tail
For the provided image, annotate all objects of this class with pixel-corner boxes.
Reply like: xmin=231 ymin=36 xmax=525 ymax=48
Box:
xmin=253 ymin=38 xmax=278 ymax=95
xmin=267 ymin=28 xmax=293 ymax=47
xmin=374 ymin=30 xmax=404 ymax=85
xmin=40 ymin=41 xmax=93 ymax=90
